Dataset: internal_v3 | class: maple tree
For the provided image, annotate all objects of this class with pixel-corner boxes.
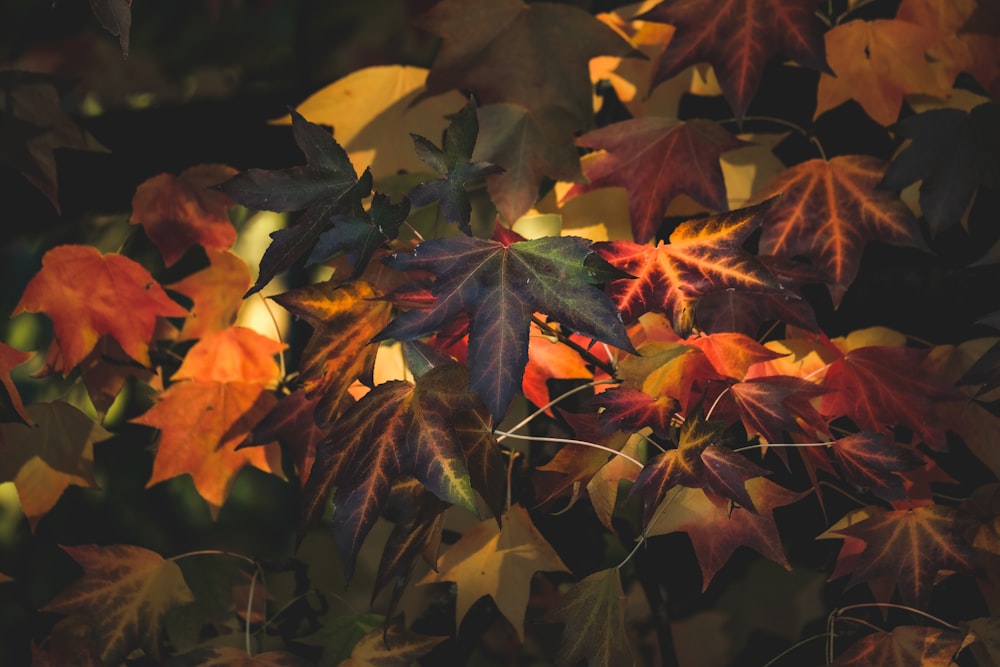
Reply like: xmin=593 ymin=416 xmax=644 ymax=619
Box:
xmin=2 ymin=0 xmax=1000 ymax=665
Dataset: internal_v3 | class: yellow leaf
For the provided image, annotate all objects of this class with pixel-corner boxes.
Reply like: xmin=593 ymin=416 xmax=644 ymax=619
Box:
xmin=419 ymin=504 xmax=570 ymax=640
xmin=275 ymin=65 xmax=466 ymax=179
xmin=41 ymin=544 xmax=195 ymax=664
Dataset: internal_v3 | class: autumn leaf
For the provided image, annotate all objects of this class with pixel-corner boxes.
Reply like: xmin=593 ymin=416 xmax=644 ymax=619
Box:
xmin=722 ymin=374 xmax=829 ymax=444
xmin=419 ymin=504 xmax=570 ymax=640
xmin=30 ymin=616 xmax=103 ymax=667
xmin=830 ymin=625 xmax=966 ymax=667
xmin=41 ymin=544 xmax=195 ymax=664
xmin=375 ymin=233 xmax=635 ymax=420
xmin=551 ymin=567 xmax=633 ymax=667
xmin=416 ymin=0 xmax=635 ymax=130
xmin=340 ymin=616 xmax=448 ymax=667
xmin=630 ymin=412 xmax=769 ymax=523
xmin=0 ymin=71 xmax=108 ymax=211
xmin=880 ymin=102 xmax=1000 ymax=234
xmin=638 ymin=0 xmax=829 ymax=121
xmin=821 ymin=504 xmax=976 ymax=606
xmin=244 ymin=388 xmax=331 ymax=486
xmin=408 ymin=98 xmax=503 ymax=234
xmin=272 ymin=279 xmax=391 ymax=426
xmin=13 ymin=244 xmax=187 ymax=374
xmin=616 ymin=339 xmax=721 ymax=416
xmin=816 ymin=18 xmax=957 ymax=126
xmin=829 ymin=432 xmax=925 ymax=502
xmin=300 ymin=363 xmax=497 ymax=581
xmin=0 ymin=341 xmax=31 ymax=424
xmin=0 ymin=401 xmax=110 ymax=528
xmin=218 ymin=109 xmax=372 ymax=296
xmin=473 ymin=102 xmax=585 ymax=225
xmin=278 ymin=65 xmax=466 ymax=178
xmin=307 ymin=193 xmax=410 ymax=280
xmin=130 ymin=164 xmax=239 ymax=266
xmin=167 ymin=249 xmax=253 ymax=341
xmin=90 ymin=0 xmax=132 ymax=55
xmin=562 ymin=117 xmax=746 ymax=244
xmin=133 ymin=327 xmax=286 ymax=517
xmin=595 ymin=199 xmax=783 ymax=332
xmin=646 ymin=477 xmax=805 ymax=589
xmin=749 ymin=156 xmax=923 ymax=306
xmin=596 ymin=387 xmax=678 ymax=438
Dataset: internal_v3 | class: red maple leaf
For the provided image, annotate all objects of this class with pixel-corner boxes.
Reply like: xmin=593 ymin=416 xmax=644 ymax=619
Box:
xmin=638 ymin=0 xmax=829 ymax=120
xmin=750 ymin=156 xmax=923 ymax=306
xmin=0 ymin=342 xmax=32 ymax=424
xmin=562 ymin=117 xmax=746 ymax=243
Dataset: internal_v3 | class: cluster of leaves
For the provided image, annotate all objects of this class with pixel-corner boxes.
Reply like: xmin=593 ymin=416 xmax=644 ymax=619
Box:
xmin=3 ymin=0 xmax=1000 ymax=665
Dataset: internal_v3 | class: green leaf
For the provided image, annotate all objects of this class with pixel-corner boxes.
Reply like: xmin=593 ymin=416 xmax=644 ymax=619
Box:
xmin=552 ymin=568 xmax=634 ymax=667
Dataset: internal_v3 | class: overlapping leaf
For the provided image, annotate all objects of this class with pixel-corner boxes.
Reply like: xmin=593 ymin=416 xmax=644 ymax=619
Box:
xmin=646 ymin=478 xmax=805 ymax=589
xmin=130 ymin=164 xmax=238 ymax=266
xmin=218 ymin=110 xmax=372 ymax=296
xmin=41 ymin=544 xmax=195 ymax=665
xmin=133 ymin=327 xmax=286 ymax=517
xmin=562 ymin=117 xmax=746 ymax=243
xmin=375 ymin=233 xmax=635 ymax=420
xmin=271 ymin=279 xmax=391 ymax=426
xmin=0 ymin=401 xmax=110 ymax=528
xmin=638 ymin=0 xmax=829 ymax=121
xmin=299 ymin=363 xmax=498 ymax=581
xmin=750 ymin=156 xmax=923 ymax=306
xmin=829 ymin=432 xmax=925 ymax=502
xmin=307 ymin=193 xmax=409 ymax=279
xmin=831 ymin=625 xmax=967 ymax=667
xmin=880 ymin=102 xmax=1000 ymax=234
xmin=595 ymin=199 xmax=783 ymax=333
xmin=0 ymin=342 xmax=31 ymax=424
xmin=13 ymin=244 xmax=187 ymax=374
xmin=822 ymin=504 xmax=976 ymax=606
xmin=551 ymin=567 xmax=633 ymax=667
xmin=340 ymin=616 xmax=448 ymax=667
xmin=167 ymin=249 xmax=252 ymax=341
xmin=419 ymin=504 xmax=570 ymax=640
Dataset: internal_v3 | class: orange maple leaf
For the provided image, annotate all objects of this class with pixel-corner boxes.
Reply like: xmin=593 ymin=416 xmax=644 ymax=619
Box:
xmin=13 ymin=245 xmax=187 ymax=374
xmin=129 ymin=164 xmax=239 ymax=266
xmin=166 ymin=249 xmax=251 ymax=341
xmin=0 ymin=341 xmax=32 ymax=424
xmin=830 ymin=625 xmax=967 ymax=667
xmin=419 ymin=504 xmax=570 ymax=640
xmin=751 ymin=156 xmax=923 ymax=306
xmin=815 ymin=18 xmax=958 ymax=126
xmin=133 ymin=327 xmax=286 ymax=516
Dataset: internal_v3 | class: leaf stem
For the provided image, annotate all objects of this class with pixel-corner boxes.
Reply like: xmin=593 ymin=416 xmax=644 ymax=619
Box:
xmin=834 ymin=602 xmax=960 ymax=631
xmin=258 ymin=292 xmax=286 ymax=381
xmin=496 ymin=378 xmax=616 ymax=443
xmin=493 ymin=430 xmax=644 ymax=468
xmin=531 ymin=316 xmax=620 ymax=379
xmin=704 ymin=385 xmax=731 ymax=420
xmin=761 ymin=632 xmax=830 ymax=667
xmin=246 ymin=566 xmax=259 ymax=656
xmin=719 ymin=115 xmax=828 ymax=161
xmin=732 ymin=440 xmax=831 ymax=453
xmin=168 ymin=549 xmax=257 ymax=567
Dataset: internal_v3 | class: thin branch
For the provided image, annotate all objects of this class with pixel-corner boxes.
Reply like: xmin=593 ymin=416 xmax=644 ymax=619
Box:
xmin=258 ymin=292 xmax=286 ymax=380
xmin=835 ymin=602 xmax=960 ymax=631
xmin=496 ymin=378 xmax=617 ymax=443
xmin=493 ymin=430 xmax=644 ymax=468
xmin=733 ymin=440 xmax=831 ymax=453
xmin=704 ymin=385 xmax=731 ymax=420
xmin=246 ymin=566 xmax=259 ymax=656
xmin=719 ymin=115 xmax=828 ymax=160
xmin=531 ymin=315 xmax=620 ymax=379
xmin=761 ymin=632 xmax=830 ymax=667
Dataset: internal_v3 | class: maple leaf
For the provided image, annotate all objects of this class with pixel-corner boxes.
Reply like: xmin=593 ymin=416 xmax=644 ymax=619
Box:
xmin=167 ymin=249 xmax=252 ymax=341
xmin=218 ymin=109 xmax=372 ymax=296
xmin=30 ymin=616 xmax=103 ymax=667
xmin=13 ymin=245 xmax=187 ymax=374
xmin=0 ymin=341 xmax=31 ymax=424
xmin=416 ymin=0 xmax=635 ymax=130
xmin=630 ymin=412 xmax=769 ymax=523
xmin=272 ymin=279 xmax=391 ymax=425
xmin=551 ymin=567 xmax=633 ymax=667
xmin=279 ymin=65 xmax=466 ymax=178
xmin=90 ymin=0 xmax=132 ymax=55
xmin=562 ymin=117 xmax=747 ymax=243
xmin=880 ymin=102 xmax=1000 ymax=235
xmin=375 ymin=234 xmax=635 ymax=420
xmin=130 ymin=164 xmax=239 ymax=267
xmin=340 ymin=616 xmax=448 ymax=667
xmin=830 ymin=626 xmax=966 ymax=667
xmin=41 ymin=544 xmax=195 ymax=664
xmin=722 ymin=374 xmax=829 ymax=443
xmin=749 ymin=156 xmax=923 ymax=306
xmin=821 ymin=343 xmax=959 ymax=449
xmin=408 ymin=99 xmax=503 ymax=234
xmin=0 ymin=71 xmax=108 ymax=211
xmin=307 ymin=193 xmax=410 ymax=280
xmin=616 ymin=339 xmax=722 ymax=416
xmin=0 ymin=401 xmax=110 ymax=528
xmin=244 ymin=388 xmax=331 ymax=486
xmin=829 ymin=432 xmax=925 ymax=502
xmin=595 ymin=199 xmax=783 ymax=332
xmin=596 ymin=387 xmax=679 ymax=438
xmin=133 ymin=327 xmax=286 ymax=517
xmin=638 ymin=0 xmax=829 ymax=121
xmin=646 ymin=478 xmax=805 ymax=590
xmin=815 ymin=18 xmax=957 ymax=126
xmin=821 ymin=505 xmax=976 ymax=607
xmin=419 ymin=504 xmax=570 ymax=640
xmin=472 ymin=102 xmax=585 ymax=226
xmin=299 ymin=363 xmax=496 ymax=581
xmin=687 ymin=331 xmax=785 ymax=379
